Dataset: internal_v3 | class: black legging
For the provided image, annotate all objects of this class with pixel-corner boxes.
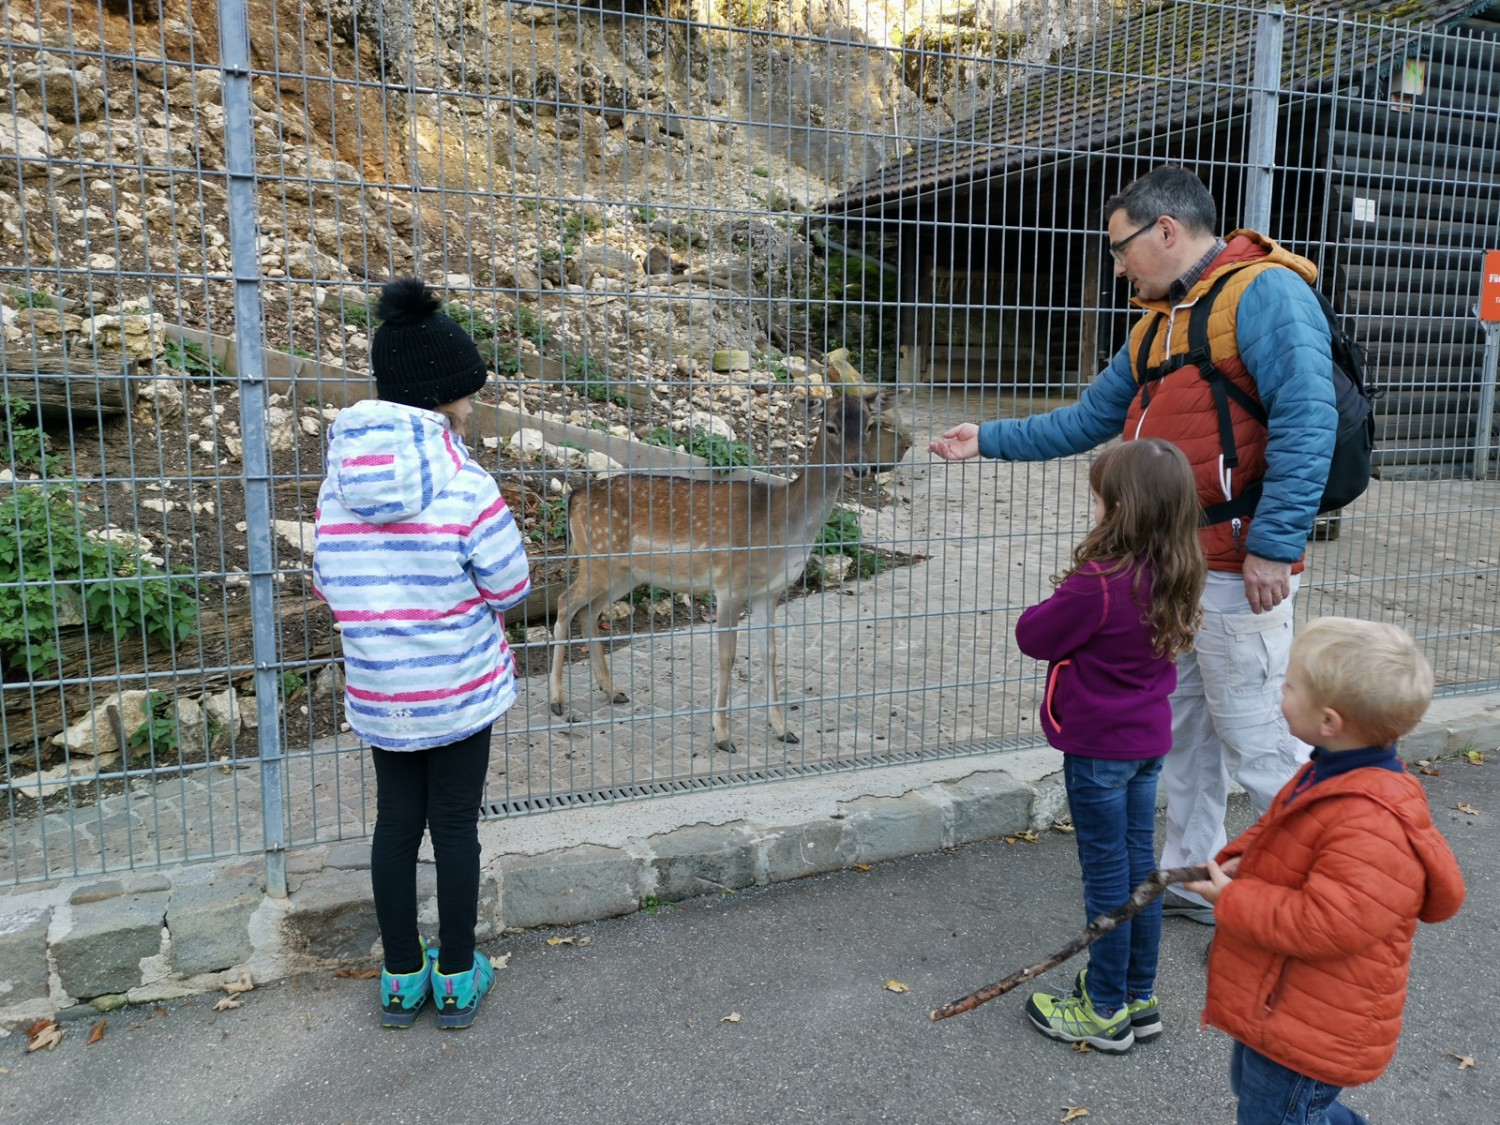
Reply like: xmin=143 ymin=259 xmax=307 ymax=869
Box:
xmin=370 ymin=725 xmax=492 ymax=976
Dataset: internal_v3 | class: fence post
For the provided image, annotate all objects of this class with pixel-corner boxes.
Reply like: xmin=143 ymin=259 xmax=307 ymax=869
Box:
xmin=1245 ymin=5 xmax=1286 ymax=231
xmin=217 ymin=0 xmax=288 ymax=898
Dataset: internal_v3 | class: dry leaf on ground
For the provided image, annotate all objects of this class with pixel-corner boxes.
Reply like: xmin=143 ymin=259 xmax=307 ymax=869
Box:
xmin=489 ymin=952 xmax=512 ymax=970
xmin=1465 ymin=750 xmax=1486 ymax=765
xmin=721 ymin=1012 xmax=742 ymax=1023
xmin=23 ymin=1018 xmax=55 ymax=1042
xmin=545 ymin=935 xmax=591 ymax=947
xmin=336 ymin=967 xmax=381 ymax=980
xmin=212 ymin=996 xmax=242 ymax=1012
xmin=1445 ymin=1051 xmax=1476 ymax=1070
xmin=87 ymin=1020 xmax=106 ymax=1046
xmin=1061 ymin=1107 xmax=1089 ymax=1123
xmin=222 ymin=971 xmax=254 ymax=994
xmin=26 ymin=1025 xmax=64 ymax=1052
xmin=852 ymin=863 xmax=873 ymax=872
xmin=1005 ymin=831 xmax=1040 ymax=844
xmin=884 ymin=980 xmax=911 ymax=994
xmin=1455 ymin=803 xmax=1481 ymax=815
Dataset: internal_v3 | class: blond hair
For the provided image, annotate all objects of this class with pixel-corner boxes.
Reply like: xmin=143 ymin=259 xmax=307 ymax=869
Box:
xmin=1293 ymin=618 xmax=1434 ymax=745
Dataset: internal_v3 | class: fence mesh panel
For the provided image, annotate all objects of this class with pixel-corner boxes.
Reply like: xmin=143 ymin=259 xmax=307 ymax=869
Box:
xmin=2 ymin=0 xmax=1496 ymax=884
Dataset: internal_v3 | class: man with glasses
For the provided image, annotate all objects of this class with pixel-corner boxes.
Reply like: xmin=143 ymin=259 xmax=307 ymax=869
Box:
xmin=931 ymin=165 xmax=1337 ymax=930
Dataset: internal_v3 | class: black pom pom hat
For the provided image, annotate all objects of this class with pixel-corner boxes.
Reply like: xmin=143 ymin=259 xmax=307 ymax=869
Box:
xmin=370 ymin=277 xmax=488 ymax=409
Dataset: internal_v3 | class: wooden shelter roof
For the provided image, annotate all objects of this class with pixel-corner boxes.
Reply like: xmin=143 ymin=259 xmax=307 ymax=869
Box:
xmin=829 ymin=0 xmax=1492 ymax=215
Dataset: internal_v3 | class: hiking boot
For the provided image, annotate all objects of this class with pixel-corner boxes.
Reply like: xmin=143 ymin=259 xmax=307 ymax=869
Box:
xmin=1125 ymin=994 xmax=1162 ymax=1040
xmin=379 ymin=938 xmax=434 ymax=1029
xmin=1026 ymin=979 xmax=1134 ymax=1053
xmin=1069 ymin=968 xmax=1162 ymax=1042
xmin=433 ymin=952 xmax=495 ymax=1030
xmin=1161 ymin=890 xmax=1216 ymax=926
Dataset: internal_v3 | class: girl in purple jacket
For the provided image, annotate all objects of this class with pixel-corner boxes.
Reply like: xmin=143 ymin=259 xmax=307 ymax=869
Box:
xmin=1017 ymin=438 xmax=1205 ymax=1052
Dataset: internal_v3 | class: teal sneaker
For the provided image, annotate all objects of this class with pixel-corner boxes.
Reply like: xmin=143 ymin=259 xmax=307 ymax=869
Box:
xmin=1071 ymin=968 xmax=1162 ymax=1042
xmin=1027 ymin=970 xmax=1133 ymax=1052
xmin=433 ymin=952 xmax=495 ymax=1030
xmin=379 ymin=937 xmax=434 ymax=1029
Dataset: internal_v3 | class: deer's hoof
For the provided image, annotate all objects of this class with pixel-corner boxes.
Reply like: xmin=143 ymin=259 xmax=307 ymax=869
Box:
xmin=549 ymin=701 xmax=566 ymax=717
xmin=611 ymin=691 xmax=629 ymax=705
xmin=778 ymin=731 xmax=800 ymax=745
xmin=714 ymin=739 xmax=738 ymax=754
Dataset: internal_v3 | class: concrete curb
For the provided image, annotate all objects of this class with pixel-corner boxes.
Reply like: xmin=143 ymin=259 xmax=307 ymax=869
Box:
xmin=2 ymin=693 xmax=1495 ymax=1034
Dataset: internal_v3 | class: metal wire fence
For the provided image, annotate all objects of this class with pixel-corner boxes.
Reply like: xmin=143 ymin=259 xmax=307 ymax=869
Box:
xmin=1 ymin=0 xmax=1496 ymax=886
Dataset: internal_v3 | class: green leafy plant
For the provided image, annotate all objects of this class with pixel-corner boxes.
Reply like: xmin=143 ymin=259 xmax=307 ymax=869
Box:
xmin=812 ymin=506 xmax=885 ymax=580
xmin=3 ymin=396 xmax=61 ymax=475
xmin=563 ymin=355 xmax=627 ymax=407
xmin=444 ymin=302 xmax=501 ymax=344
xmin=512 ymin=306 xmax=550 ymax=348
xmin=337 ymin=298 xmax=375 ymax=329
xmin=128 ymin=690 xmax=180 ymax=757
xmin=160 ymin=337 xmax=218 ymax=379
xmin=632 ymin=205 xmax=658 ymax=224
xmin=0 ymin=487 xmax=200 ymax=678
xmin=642 ymin=426 xmax=754 ymax=471
xmin=6 ymin=287 xmax=57 ymax=309
xmin=527 ymin=495 xmax=570 ymax=544
xmin=280 ymin=670 xmax=305 ymax=700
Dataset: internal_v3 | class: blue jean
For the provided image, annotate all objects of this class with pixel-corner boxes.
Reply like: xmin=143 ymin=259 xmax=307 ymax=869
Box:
xmin=1231 ymin=1042 xmax=1369 ymax=1125
xmin=1062 ymin=753 xmax=1164 ymax=1015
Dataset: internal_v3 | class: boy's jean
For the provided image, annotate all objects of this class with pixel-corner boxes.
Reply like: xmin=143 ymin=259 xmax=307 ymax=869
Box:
xmin=1232 ymin=1042 xmax=1369 ymax=1125
xmin=1062 ymin=754 xmax=1164 ymax=1014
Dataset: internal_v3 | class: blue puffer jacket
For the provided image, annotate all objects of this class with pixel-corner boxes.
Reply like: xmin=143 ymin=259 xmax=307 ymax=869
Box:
xmin=977 ymin=239 xmax=1335 ymax=565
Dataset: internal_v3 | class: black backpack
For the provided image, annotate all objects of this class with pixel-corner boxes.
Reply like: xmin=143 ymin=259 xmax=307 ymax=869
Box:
xmin=1134 ymin=268 xmax=1376 ymax=523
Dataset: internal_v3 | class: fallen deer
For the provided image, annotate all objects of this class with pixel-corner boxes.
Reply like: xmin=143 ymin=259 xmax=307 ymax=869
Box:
xmin=548 ymin=387 xmax=901 ymax=753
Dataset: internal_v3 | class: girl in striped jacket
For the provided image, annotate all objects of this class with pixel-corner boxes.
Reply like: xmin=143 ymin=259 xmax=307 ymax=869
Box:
xmin=313 ymin=278 xmax=531 ymax=1031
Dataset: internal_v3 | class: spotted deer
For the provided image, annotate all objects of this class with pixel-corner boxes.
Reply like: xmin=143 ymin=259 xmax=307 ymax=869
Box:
xmin=548 ymin=388 xmax=900 ymax=753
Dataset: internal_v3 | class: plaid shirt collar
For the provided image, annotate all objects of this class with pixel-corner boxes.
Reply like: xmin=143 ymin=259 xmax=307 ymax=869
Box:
xmin=1169 ymin=237 xmax=1227 ymax=303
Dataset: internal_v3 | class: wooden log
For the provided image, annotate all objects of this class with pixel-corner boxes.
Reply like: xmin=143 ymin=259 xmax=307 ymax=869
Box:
xmin=0 ymin=349 xmax=132 ymax=425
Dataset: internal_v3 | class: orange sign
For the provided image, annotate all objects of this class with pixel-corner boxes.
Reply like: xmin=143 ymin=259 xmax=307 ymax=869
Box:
xmin=1484 ymin=250 xmax=1500 ymax=323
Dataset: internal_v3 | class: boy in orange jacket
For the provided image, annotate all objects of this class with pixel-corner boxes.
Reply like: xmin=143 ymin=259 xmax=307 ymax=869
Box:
xmin=1183 ymin=617 xmax=1465 ymax=1125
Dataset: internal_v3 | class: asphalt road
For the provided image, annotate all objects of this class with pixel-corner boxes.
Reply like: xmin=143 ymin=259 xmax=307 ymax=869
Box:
xmin=6 ymin=758 xmax=1493 ymax=1125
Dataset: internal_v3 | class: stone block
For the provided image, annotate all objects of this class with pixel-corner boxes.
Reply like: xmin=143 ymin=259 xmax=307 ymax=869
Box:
xmin=285 ymin=870 xmax=378 ymax=962
xmin=167 ymin=875 xmax=261 ymax=976
xmin=942 ymin=772 xmax=1032 ymax=845
xmin=648 ymin=822 xmax=756 ymax=903
xmin=55 ymin=889 xmax=170 ymax=999
xmin=0 ymin=907 xmax=52 ymax=1005
xmin=837 ymin=792 xmax=946 ymax=865
xmin=498 ymin=845 xmax=639 ymax=929
xmin=758 ymin=818 xmax=856 ymax=882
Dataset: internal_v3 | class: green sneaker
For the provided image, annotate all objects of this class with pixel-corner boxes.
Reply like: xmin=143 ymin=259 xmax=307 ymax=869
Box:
xmin=379 ymin=937 xmax=434 ymax=1029
xmin=433 ymin=952 xmax=495 ymax=1030
xmin=1125 ymin=994 xmax=1162 ymax=1040
xmin=1027 ymin=974 xmax=1134 ymax=1052
xmin=1071 ymin=967 xmax=1162 ymax=1042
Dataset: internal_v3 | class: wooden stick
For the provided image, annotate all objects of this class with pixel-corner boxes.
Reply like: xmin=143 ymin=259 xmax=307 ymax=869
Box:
xmin=928 ymin=864 xmax=1210 ymax=1022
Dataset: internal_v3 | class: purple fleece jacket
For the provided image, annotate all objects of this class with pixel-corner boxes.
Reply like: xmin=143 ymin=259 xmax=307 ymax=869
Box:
xmin=1014 ymin=560 xmax=1176 ymax=759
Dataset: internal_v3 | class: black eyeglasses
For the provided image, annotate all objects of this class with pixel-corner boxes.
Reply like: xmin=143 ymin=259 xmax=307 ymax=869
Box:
xmin=1108 ymin=218 xmax=1159 ymax=263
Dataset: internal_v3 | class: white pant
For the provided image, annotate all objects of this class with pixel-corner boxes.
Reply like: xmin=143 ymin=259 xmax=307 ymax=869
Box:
xmin=1159 ymin=572 xmax=1311 ymax=907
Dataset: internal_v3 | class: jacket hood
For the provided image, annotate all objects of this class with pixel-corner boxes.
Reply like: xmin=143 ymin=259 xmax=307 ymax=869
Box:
xmin=323 ymin=398 xmax=466 ymax=523
xmin=1308 ymin=768 xmax=1467 ymax=924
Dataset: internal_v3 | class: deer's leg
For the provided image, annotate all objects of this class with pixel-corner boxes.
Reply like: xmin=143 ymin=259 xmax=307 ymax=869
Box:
xmin=752 ymin=597 xmax=796 ymax=744
xmin=579 ymin=580 xmax=633 ymax=706
xmin=548 ymin=585 xmax=581 ymax=717
xmin=712 ymin=597 xmax=744 ymax=753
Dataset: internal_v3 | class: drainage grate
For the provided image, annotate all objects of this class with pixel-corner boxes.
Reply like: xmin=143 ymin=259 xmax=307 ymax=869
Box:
xmin=479 ymin=737 xmax=1049 ymax=819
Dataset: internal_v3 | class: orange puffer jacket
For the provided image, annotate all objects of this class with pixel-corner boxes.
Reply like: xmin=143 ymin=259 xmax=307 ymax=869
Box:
xmin=1202 ymin=764 xmax=1466 ymax=1087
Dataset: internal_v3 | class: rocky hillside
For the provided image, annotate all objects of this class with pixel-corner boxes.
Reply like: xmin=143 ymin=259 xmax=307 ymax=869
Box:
xmin=0 ymin=0 xmax=1117 ymax=771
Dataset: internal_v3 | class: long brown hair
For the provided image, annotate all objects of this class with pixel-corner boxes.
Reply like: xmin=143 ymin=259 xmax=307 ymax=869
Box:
xmin=1062 ymin=439 xmax=1205 ymax=659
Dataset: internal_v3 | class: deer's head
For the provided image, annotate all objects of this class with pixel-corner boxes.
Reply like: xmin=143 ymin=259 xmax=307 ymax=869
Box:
xmin=815 ymin=388 xmax=905 ymax=477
